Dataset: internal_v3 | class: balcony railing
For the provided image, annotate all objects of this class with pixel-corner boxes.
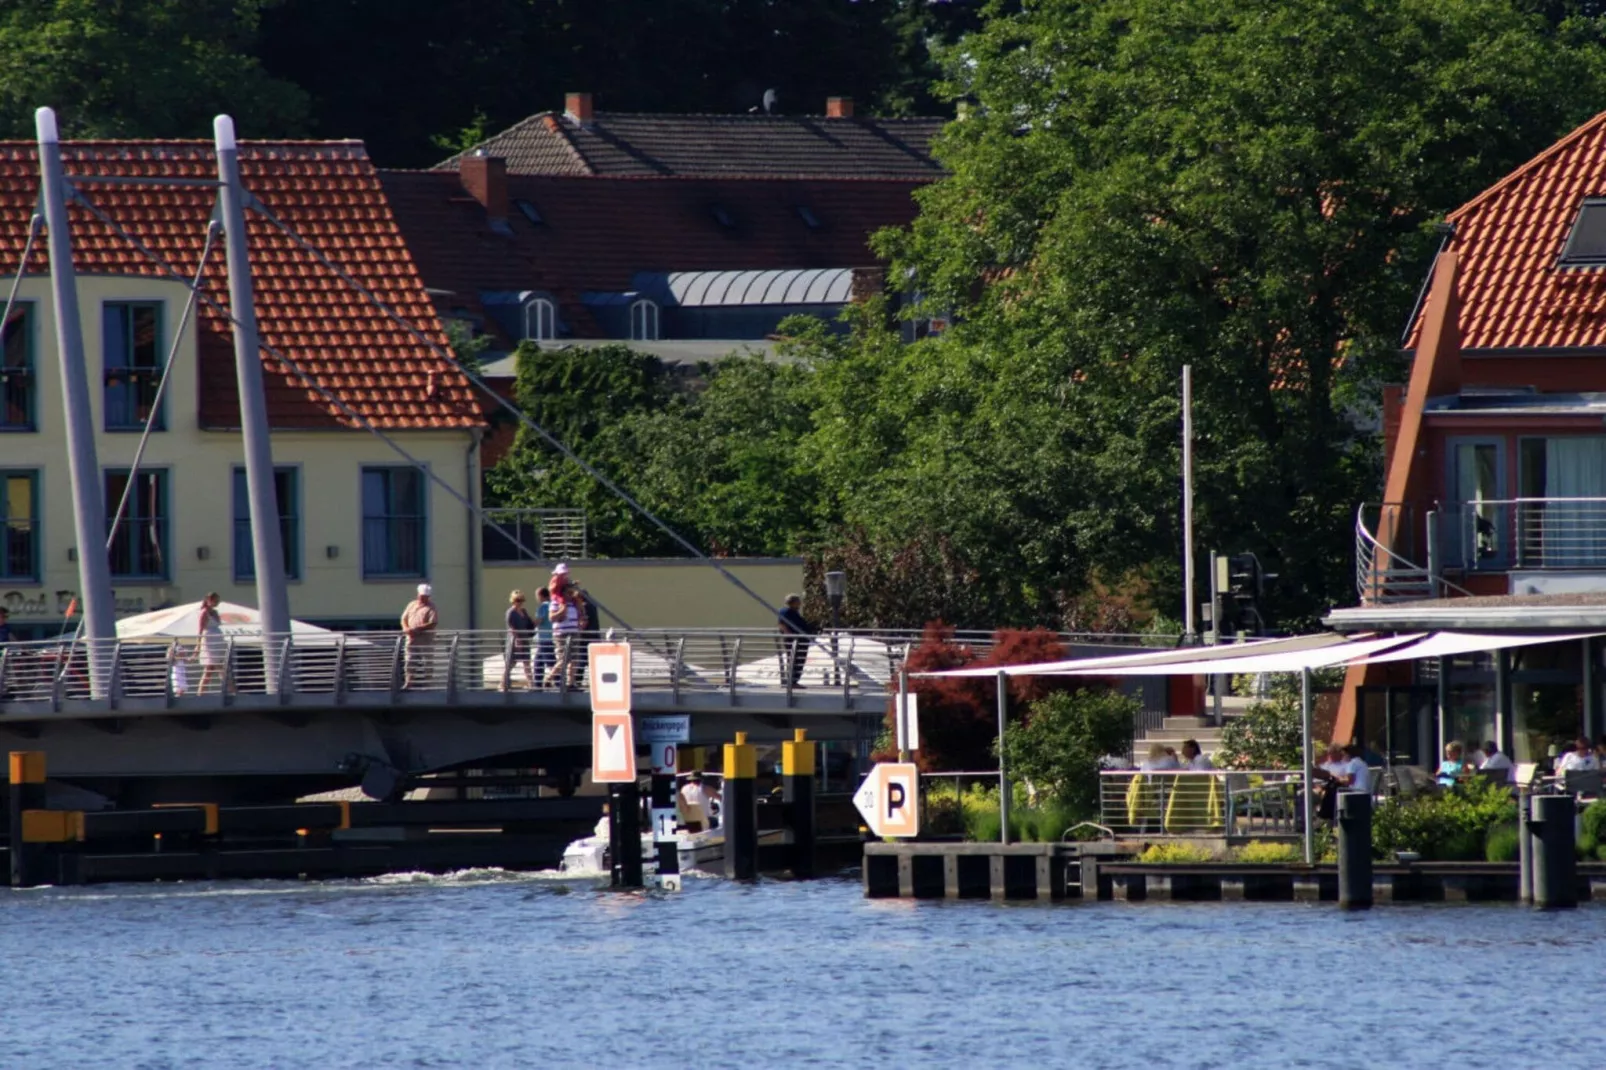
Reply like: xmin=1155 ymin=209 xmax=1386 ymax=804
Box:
xmin=1441 ymin=498 xmax=1606 ymax=571
xmin=481 ymin=508 xmax=588 ymax=562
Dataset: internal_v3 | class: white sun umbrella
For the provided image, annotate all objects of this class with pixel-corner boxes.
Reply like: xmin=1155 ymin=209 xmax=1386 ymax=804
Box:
xmin=115 ymin=600 xmax=341 ymax=645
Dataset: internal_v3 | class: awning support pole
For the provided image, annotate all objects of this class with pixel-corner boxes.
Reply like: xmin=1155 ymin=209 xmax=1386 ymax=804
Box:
xmin=1301 ymin=666 xmax=1315 ymax=865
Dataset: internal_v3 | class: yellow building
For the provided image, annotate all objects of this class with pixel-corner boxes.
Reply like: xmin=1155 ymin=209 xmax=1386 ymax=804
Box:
xmin=0 ymin=139 xmax=485 ymax=638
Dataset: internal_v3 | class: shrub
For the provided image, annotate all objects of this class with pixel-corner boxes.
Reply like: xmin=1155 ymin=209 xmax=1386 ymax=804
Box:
xmin=1486 ymin=821 xmax=1521 ymax=863
xmin=1234 ymin=841 xmax=1301 ymax=864
xmin=1581 ymin=799 xmax=1606 ymax=845
xmin=1215 ymin=693 xmax=1304 ymax=770
xmin=999 ymin=687 xmax=1137 ymax=815
xmin=1372 ymin=778 xmax=1516 ymax=861
xmin=1137 ymin=841 xmax=1217 ymax=863
xmin=921 ymin=792 xmax=965 ymax=838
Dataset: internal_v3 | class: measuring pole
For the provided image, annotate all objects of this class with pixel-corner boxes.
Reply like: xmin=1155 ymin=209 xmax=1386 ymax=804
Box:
xmin=214 ymin=116 xmax=291 ymax=687
xmin=649 ymin=738 xmax=681 ymax=890
xmin=1182 ymin=364 xmax=1196 ymax=643
xmin=36 ymin=107 xmax=116 ymax=698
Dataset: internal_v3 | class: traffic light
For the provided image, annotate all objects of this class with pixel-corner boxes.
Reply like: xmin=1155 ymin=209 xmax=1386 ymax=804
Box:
xmin=1222 ymin=551 xmax=1277 ymax=635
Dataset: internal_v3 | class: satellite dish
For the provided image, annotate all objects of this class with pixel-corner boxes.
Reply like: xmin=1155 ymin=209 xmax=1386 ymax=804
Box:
xmin=762 ymin=88 xmax=778 ymax=115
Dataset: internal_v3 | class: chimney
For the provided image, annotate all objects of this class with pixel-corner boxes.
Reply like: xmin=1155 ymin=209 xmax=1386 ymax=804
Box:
xmin=826 ymin=96 xmax=854 ymax=119
xmin=565 ymin=92 xmax=594 ymax=125
xmin=459 ymin=151 xmax=508 ymax=223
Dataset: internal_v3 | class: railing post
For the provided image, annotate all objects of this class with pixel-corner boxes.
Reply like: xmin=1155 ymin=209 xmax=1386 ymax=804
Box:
xmin=728 ymin=637 xmax=742 ymax=703
xmin=1 ymin=645 xmax=13 ymax=708
xmin=1425 ymin=509 xmax=1440 ymax=597
xmin=389 ymin=636 xmax=403 ymax=704
xmin=781 ymin=632 xmax=793 ymax=702
xmin=222 ymin=639 xmax=236 ymax=706
xmin=446 ymin=633 xmax=461 ymax=702
xmin=671 ymin=637 xmax=685 ymax=703
xmin=1225 ymin=777 xmax=1235 ymax=837
xmin=278 ymin=636 xmax=294 ymax=704
xmin=842 ymin=636 xmax=854 ymax=705
xmin=334 ymin=634 xmax=347 ymax=704
xmin=163 ymin=643 xmax=176 ymax=707
xmin=500 ymin=632 xmax=513 ymax=693
xmin=108 ymin=644 xmax=123 ymax=710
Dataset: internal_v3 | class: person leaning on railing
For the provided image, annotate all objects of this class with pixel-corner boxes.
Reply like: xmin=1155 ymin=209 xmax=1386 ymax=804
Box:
xmin=400 ymin=584 xmax=439 ymax=690
xmin=502 ymin=590 xmax=535 ymax=692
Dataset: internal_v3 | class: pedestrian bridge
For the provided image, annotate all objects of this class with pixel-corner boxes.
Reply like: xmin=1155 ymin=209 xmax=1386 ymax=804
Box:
xmin=0 ymin=628 xmax=1150 ymax=805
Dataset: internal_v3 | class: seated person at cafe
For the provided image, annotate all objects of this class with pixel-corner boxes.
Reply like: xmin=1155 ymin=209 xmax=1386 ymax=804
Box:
xmin=1180 ymin=739 xmax=1213 ymax=771
xmin=1556 ymin=737 xmax=1600 ymax=775
xmin=1481 ymin=740 xmax=1513 ymax=774
xmin=1436 ymin=742 xmax=1469 ymax=787
xmin=1314 ymin=743 xmax=1370 ymax=819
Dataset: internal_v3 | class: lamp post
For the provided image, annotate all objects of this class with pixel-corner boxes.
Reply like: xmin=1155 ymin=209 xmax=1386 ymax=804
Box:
xmin=824 ymin=570 xmax=848 ymax=763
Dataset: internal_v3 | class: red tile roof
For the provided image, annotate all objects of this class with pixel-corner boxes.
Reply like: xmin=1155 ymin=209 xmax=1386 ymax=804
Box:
xmin=0 ymin=140 xmax=483 ymax=430
xmin=380 ymin=171 xmax=923 ymax=343
xmin=1420 ymin=108 xmax=1606 ymax=352
xmin=435 ymin=111 xmax=946 ymax=180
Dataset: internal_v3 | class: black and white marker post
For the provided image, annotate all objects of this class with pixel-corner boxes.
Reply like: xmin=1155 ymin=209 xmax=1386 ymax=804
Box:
xmin=650 ymin=739 xmax=682 ymax=891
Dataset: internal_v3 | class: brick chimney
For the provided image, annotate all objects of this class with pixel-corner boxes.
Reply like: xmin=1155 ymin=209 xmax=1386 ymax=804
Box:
xmin=459 ymin=151 xmax=508 ymax=223
xmin=826 ymin=96 xmax=854 ymax=119
xmin=565 ymin=91 xmax=594 ymax=125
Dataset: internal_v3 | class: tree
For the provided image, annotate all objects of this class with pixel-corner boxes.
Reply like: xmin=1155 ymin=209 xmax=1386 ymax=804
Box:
xmin=0 ymin=0 xmax=307 ymax=138
xmin=1000 ymin=687 xmax=1137 ymax=814
xmin=879 ymin=0 xmax=1606 ymax=627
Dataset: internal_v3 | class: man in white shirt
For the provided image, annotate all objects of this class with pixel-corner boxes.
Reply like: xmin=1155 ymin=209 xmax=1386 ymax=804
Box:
xmin=1556 ymin=737 xmax=1600 ymax=774
xmin=1336 ymin=744 xmax=1371 ymax=794
xmin=678 ymin=773 xmax=711 ymax=833
xmin=1481 ymin=740 xmax=1513 ymax=773
xmin=1180 ymin=739 xmax=1214 ymax=771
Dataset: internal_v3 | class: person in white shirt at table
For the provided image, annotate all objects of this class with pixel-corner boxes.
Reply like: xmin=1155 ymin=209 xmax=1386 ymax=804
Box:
xmin=1480 ymin=740 xmax=1513 ymax=774
xmin=1556 ymin=736 xmax=1600 ymax=775
xmin=1335 ymin=743 xmax=1371 ymax=794
xmin=1180 ymin=739 xmax=1214 ymax=771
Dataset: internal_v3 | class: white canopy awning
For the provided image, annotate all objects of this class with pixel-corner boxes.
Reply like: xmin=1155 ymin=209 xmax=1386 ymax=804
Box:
xmin=914 ymin=630 xmax=1600 ymax=679
xmin=115 ymin=600 xmax=337 ymax=644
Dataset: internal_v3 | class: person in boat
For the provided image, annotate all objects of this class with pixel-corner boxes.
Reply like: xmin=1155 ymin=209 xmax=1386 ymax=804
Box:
xmin=678 ymin=772 xmax=712 ymax=833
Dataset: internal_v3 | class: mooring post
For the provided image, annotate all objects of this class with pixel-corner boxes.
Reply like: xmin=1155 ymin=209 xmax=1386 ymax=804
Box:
xmin=609 ymin=780 xmax=644 ymax=889
xmin=782 ymin=728 xmax=816 ymax=879
xmin=8 ymin=751 xmax=47 ymax=887
xmin=1529 ymin=793 xmax=1578 ymax=910
xmin=1517 ymin=788 xmax=1533 ymax=905
xmin=723 ymin=731 xmax=758 ymax=880
xmin=1336 ymin=791 xmax=1373 ymax=910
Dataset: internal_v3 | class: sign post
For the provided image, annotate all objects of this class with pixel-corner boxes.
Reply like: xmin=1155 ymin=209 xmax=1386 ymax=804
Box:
xmin=589 ymin=642 xmax=641 ymax=888
xmin=641 ymin=713 xmax=690 ymax=891
xmin=853 ymin=762 xmax=920 ymax=839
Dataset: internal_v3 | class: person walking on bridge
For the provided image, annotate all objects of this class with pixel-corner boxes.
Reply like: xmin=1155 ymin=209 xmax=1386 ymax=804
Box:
xmin=778 ymin=594 xmax=817 ymax=688
xmin=196 ymin=592 xmax=226 ymax=695
xmin=401 ymin=584 xmax=439 ymax=689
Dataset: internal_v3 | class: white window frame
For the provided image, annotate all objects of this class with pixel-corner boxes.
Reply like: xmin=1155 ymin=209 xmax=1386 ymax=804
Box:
xmin=629 ymin=298 xmax=661 ymax=342
xmin=523 ymin=297 xmax=557 ymax=341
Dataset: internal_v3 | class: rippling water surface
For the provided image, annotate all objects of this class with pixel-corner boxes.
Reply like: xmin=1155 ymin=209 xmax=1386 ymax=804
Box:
xmin=3 ymin=870 xmax=1603 ymax=1069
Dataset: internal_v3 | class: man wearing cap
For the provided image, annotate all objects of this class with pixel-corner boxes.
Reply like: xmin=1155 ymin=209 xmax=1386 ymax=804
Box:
xmin=777 ymin=593 xmax=817 ymax=689
xmin=400 ymin=584 xmax=439 ymax=689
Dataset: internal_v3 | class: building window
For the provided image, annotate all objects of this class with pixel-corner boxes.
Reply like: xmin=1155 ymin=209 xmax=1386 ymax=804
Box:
xmin=361 ymin=466 xmax=427 ymax=578
xmin=1559 ymin=198 xmax=1606 ymax=267
xmin=103 ymin=302 xmax=165 ymax=431
xmin=630 ymin=298 xmax=660 ymax=341
xmin=0 ymin=469 xmax=39 ymax=581
xmin=105 ymin=468 xmax=169 ymax=579
xmin=232 ymin=466 xmax=302 ymax=581
xmin=524 ymin=297 xmax=557 ymax=341
xmin=1 ymin=303 xmax=34 ymax=431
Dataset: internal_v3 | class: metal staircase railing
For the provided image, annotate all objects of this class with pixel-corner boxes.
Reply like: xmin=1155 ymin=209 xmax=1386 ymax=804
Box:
xmin=1355 ymin=503 xmax=1435 ymax=604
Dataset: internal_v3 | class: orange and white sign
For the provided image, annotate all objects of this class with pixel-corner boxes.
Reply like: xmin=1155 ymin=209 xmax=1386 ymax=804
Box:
xmin=854 ymin=762 xmax=919 ymax=838
xmin=589 ymin=642 xmax=631 ymax=715
xmin=591 ymin=711 xmax=638 ymax=783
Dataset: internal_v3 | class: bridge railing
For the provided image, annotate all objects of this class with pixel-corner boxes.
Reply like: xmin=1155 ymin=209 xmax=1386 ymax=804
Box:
xmin=0 ymin=627 xmax=1163 ymax=712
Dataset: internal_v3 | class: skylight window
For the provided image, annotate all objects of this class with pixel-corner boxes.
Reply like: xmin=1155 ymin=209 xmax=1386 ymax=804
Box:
xmin=1558 ymin=197 xmax=1606 ymax=267
xmin=515 ymin=199 xmax=543 ymax=225
xmin=796 ymin=205 xmax=822 ymax=229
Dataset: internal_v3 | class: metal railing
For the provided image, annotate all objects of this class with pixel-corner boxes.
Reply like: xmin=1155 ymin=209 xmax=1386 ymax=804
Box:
xmin=481 ymin=508 xmax=588 ymax=562
xmin=1355 ymin=502 xmax=1435 ymax=604
xmin=0 ymin=626 xmax=1170 ymax=716
xmin=1099 ymin=769 xmax=1305 ymax=838
xmin=1442 ymin=497 xmax=1606 ymax=571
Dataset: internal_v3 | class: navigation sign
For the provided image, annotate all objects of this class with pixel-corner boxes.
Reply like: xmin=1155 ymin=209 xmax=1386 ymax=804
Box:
xmin=853 ymin=762 xmax=919 ymax=838
xmin=589 ymin=642 xmax=632 ymax=715
xmin=591 ymin=711 xmax=638 ymax=783
xmin=650 ymin=741 xmax=678 ymax=776
xmin=639 ymin=714 xmax=690 ymax=743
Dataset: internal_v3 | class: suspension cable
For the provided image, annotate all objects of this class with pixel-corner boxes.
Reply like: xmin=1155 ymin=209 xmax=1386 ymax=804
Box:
xmin=243 ymin=198 xmax=782 ymax=618
xmin=69 ymin=193 xmax=642 ymax=629
xmin=0 ymin=214 xmax=41 ymax=345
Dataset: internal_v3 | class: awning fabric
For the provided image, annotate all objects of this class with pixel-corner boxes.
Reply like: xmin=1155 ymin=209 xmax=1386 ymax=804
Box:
xmin=913 ymin=630 xmax=1600 ymax=679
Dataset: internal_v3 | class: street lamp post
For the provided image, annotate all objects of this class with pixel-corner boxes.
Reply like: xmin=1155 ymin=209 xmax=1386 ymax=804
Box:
xmin=824 ymin=570 xmax=849 ymax=765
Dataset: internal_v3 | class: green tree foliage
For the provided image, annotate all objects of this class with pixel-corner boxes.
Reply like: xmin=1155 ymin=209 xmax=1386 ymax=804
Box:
xmin=1000 ymin=687 xmax=1137 ymax=815
xmin=0 ymin=0 xmax=307 ymax=138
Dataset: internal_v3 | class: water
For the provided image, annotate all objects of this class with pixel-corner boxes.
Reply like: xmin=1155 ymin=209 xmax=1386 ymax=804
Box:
xmin=2 ymin=871 xmax=1603 ymax=1069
